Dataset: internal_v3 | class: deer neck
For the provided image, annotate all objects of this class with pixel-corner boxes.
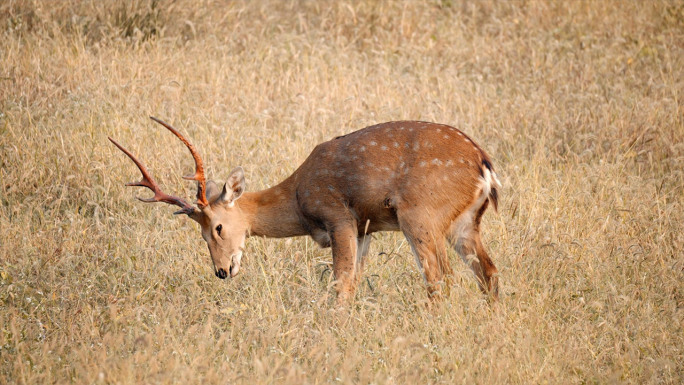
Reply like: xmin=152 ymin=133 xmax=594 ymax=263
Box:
xmin=240 ymin=178 xmax=306 ymax=239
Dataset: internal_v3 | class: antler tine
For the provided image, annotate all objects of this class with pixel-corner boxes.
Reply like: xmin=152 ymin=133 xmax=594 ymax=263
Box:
xmin=149 ymin=117 xmax=209 ymax=208
xmin=108 ymin=137 xmax=196 ymax=215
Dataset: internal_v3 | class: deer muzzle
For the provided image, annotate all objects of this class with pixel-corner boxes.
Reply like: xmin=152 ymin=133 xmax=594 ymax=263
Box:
xmin=216 ymin=268 xmax=228 ymax=279
xmin=228 ymin=251 xmax=243 ymax=278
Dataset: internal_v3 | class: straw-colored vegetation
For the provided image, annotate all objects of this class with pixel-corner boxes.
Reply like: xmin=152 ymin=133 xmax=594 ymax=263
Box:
xmin=1 ymin=1 xmax=682 ymax=383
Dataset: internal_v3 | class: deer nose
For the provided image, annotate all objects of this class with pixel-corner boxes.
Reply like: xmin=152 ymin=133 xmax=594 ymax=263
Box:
xmin=216 ymin=268 xmax=228 ymax=279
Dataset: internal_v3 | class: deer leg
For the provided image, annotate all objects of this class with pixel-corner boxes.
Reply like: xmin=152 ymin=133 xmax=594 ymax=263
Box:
xmin=397 ymin=214 xmax=449 ymax=299
xmin=475 ymin=236 xmax=499 ymax=300
xmin=328 ymin=223 xmax=359 ymax=303
xmin=450 ymin=230 xmax=499 ymax=300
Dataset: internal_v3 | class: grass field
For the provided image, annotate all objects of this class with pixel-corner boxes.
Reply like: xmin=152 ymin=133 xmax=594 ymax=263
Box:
xmin=1 ymin=0 xmax=682 ymax=383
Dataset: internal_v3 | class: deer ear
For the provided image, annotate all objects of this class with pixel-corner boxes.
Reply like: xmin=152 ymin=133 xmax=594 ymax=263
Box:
xmin=217 ymin=167 xmax=245 ymax=206
xmin=206 ymin=180 xmax=221 ymax=203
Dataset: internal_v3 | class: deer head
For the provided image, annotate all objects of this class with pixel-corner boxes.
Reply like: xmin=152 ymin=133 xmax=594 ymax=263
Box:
xmin=109 ymin=117 xmax=247 ymax=279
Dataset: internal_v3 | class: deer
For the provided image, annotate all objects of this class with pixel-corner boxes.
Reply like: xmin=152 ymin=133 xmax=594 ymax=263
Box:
xmin=109 ymin=117 xmax=501 ymax=303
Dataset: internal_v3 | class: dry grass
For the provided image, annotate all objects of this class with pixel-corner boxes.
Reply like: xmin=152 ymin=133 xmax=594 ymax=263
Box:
xmin=1 ymin=0 xmax=682 ymax=383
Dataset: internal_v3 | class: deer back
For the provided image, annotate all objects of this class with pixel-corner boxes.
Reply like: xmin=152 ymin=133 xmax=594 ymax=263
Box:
xmin=290 ymin=121 xmax=498 ymax=235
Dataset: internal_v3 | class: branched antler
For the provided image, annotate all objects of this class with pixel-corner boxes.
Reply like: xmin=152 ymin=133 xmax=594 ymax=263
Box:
xmin=109 ymin=117 xmax=209 ymax=214
xmin=149 ymin=117 xmax=209 ymax=208
xmin=109 ymin=137 xmax=197 ymax=215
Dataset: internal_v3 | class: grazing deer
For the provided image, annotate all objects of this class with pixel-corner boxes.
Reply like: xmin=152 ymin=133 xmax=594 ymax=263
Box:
xmin=110 ymin=117 xmax=501 ymax=302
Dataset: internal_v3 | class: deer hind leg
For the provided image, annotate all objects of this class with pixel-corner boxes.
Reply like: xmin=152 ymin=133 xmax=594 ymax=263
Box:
xmin=397 ymin=213 xmax=451 ymax=299
xmin=448 ymin=209 xmax=499 ymax=300
xmin=328 ymin=223 xmax=359 ymax=303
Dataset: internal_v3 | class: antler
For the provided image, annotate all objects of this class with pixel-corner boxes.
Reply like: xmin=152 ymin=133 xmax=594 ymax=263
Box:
xmin=149 ymin=117 xmax=209 ymax=208
xmin=108 ymin=137 xmax=198 ymax=215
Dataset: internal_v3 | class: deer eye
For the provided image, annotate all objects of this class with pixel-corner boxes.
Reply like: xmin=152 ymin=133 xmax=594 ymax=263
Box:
xmin=216 ymin=224 xmax=223 ymax=236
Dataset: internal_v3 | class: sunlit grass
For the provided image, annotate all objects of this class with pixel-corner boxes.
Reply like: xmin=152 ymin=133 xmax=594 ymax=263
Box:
xmin=1 ymin=0 xmax=682 ymax=383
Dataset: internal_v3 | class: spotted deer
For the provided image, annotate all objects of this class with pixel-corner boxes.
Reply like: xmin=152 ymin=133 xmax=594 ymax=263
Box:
xmin=110 ymin=117 xmax=501 ymax=302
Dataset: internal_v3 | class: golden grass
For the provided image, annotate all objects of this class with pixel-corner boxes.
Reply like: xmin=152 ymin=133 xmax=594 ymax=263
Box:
xmin=1 ymin=0 xmax=682 ymax=383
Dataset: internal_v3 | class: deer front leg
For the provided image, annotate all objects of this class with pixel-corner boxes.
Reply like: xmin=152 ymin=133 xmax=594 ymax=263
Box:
xmin=328 ymin=223 xmax=359 ymax=303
